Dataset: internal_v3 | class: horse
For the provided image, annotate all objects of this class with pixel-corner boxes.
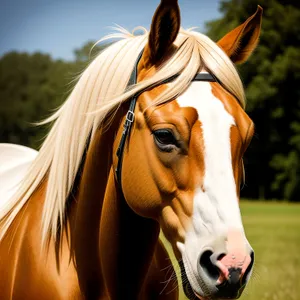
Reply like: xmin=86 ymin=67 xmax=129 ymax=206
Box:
xmin=0 ymin=1 xmax=263 ymax=299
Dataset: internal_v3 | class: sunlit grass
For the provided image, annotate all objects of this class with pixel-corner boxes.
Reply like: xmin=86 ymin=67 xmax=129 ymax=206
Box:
xmin=161 ymin=201 xmax=300 ymax=300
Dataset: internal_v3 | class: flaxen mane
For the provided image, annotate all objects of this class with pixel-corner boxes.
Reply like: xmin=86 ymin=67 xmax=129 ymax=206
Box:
xmin=0 ymin=27 xmax=245 ymax=245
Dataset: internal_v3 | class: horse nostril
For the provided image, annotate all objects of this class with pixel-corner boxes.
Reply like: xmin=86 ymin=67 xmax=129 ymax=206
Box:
xmin=199 ymin=250 xmax=220 ymax=281
xmin=242 ymin=250 xmax=255 ymax=285
xmin=228 ymin=267 xmax=242 ymax=285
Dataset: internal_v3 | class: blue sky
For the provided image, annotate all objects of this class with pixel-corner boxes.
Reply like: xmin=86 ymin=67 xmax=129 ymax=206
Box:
xmin=0 ymin=0 xmax=222 ymax=61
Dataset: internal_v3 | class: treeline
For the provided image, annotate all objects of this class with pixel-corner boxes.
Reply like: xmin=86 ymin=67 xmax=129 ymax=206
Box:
xmin=0 ymin=42 xmax=104 ymax=149
xmin=0 ymin=0 xmax=299 ymax=201
xmin=206 ymin=0 xmax=300 ymax=201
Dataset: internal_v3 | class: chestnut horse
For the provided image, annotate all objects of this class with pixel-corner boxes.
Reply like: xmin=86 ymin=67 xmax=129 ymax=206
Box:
xmin=0 ymin=1 xmax=262 ymax=299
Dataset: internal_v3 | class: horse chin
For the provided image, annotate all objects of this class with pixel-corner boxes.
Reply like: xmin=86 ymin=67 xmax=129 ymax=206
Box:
xmin=183 ymin=282 xmax=200 ymax=300
xmin=182 ymin=278 xmax=208 ymax=300
xmin=179 ymin=261 xmax=208 ymax=300
xmin=183 ymin=282 xmax=213 ymax=300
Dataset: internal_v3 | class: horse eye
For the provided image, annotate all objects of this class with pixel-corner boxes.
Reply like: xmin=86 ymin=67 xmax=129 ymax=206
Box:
xmin=153 ymin=129 xmax=178 ymax=152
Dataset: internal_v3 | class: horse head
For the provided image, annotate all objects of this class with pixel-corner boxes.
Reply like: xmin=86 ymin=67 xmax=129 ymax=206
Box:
xmin=0 ymin=1 xmax=263 ymax=299
xmin=115 ymin=1 xmax=262 ymax=299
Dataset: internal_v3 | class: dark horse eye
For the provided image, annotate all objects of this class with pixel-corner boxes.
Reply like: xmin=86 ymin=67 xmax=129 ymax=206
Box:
xmin=153 ymin=129 xmax=178 ymax=152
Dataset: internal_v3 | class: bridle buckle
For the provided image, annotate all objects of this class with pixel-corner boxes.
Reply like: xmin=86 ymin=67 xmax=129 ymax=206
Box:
xmin=125 ymin=110 xmax=135 ymax=125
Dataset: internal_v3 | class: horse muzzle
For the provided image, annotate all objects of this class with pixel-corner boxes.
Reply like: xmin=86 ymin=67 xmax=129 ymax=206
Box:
xmin=181 ymin=230 xmax=254 ymax=300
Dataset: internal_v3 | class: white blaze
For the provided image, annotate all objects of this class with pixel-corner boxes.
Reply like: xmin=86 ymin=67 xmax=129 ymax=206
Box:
xmin=176 ymin=81 xmax=246 ymax=293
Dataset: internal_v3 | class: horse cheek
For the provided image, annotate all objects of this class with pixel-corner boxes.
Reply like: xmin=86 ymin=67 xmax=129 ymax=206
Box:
xmin=122 ymin=133 xmax=162 ymax=219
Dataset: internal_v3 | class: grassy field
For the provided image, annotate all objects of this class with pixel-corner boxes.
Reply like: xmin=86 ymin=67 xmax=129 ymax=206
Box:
xmin=162 ymin=201 xmax=300 ymax=300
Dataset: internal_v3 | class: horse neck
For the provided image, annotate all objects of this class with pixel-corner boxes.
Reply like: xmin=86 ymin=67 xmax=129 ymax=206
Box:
xmin=70 ymin=108 xmax=160 ymax=299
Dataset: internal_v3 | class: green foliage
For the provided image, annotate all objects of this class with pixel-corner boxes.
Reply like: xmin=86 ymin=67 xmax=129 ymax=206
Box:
xmin=0 ymin=41 xmax=106 ymax=149
xmin=0 ymin=52 xmax=75 ymax=148
xmin=74 ymin=40 xmax=106 ymax=62
xmin=206 ymin=0 xmax=300 ymax=201
xmin=73 ymin=40 xmax=110 ymax=71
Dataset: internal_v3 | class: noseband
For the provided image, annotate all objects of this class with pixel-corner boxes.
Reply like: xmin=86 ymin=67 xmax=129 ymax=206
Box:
xmin=115 ymin=49 xmax=217 ymax=187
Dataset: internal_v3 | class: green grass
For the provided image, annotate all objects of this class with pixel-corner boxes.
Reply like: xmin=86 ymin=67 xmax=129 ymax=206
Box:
xmin=161 ymin=201 xmax=300 ymax=300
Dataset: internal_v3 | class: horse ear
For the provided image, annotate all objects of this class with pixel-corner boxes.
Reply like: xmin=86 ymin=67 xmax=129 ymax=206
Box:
xmin=217 ymin=6 xmax=263 ymax=64
xmin=143 ymin=0 xmax=180 ymax=67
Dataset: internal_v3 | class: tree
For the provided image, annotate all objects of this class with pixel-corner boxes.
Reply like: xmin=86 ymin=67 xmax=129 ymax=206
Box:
xmin=0 ymin=52 xmax=75 ymax=148
xmin=206 ymin=0 xmax=300 ymax=201
xmin=74 ymin=41 xmax=105 ymax=62
xmin=73 ymin=40 xmax=111 ymax=71
xmin=0 ymin=41 xmax=110 ymax=149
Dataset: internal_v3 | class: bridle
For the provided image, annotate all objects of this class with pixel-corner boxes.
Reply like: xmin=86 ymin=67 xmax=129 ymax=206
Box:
xmin=115 ymin=49 xmax=217 ymax=187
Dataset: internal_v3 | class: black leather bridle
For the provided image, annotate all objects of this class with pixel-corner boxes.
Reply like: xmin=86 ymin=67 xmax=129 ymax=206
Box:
xmin=115 ymin=49 xmax=217 ymax=187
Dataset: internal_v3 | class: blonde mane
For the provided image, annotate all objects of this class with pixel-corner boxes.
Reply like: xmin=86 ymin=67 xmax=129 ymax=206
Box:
xmin=0 ymin=27 xmax=245 ymax=244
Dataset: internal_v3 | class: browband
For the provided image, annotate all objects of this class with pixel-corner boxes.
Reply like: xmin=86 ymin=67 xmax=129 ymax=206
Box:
xmin=115 ymin=49 xmax=217 ymax=187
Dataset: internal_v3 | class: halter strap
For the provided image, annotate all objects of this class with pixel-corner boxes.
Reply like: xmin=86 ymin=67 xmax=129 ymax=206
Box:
xmin=115 ymin=50 xmax=217 ymax=187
